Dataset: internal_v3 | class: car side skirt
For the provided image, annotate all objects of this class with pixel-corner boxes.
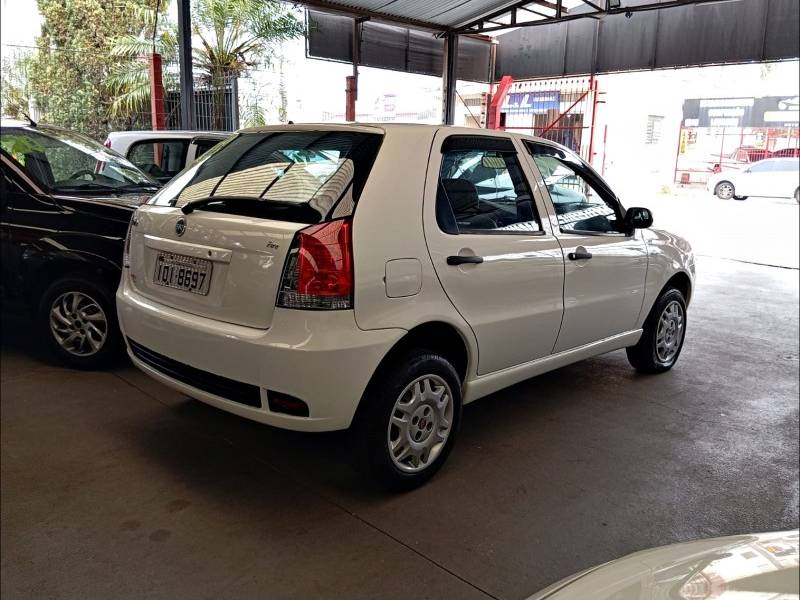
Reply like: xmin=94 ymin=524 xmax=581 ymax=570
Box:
xmin=463 ymin=329 xmax=643 ymax=403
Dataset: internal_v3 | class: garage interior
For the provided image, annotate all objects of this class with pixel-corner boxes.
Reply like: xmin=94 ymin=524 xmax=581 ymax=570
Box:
xmin=1 ymin=0 xmax=798 ymax=598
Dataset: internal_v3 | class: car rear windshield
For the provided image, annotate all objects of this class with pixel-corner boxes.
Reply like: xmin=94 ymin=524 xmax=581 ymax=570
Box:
xmin=148 ymin=131 xmax=383 ymax=224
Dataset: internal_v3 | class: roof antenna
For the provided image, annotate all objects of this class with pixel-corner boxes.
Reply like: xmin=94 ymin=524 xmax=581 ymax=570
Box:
xmin=23 ymin=113 xmax=37 ymax=127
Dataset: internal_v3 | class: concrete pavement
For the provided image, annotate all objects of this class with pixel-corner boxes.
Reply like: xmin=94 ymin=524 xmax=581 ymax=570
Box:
xmin=2 ymin=255 xmax=798 ymax=599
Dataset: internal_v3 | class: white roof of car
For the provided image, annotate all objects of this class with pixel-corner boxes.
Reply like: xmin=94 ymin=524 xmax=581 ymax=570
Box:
xmin=106 ymin=130 xmax=230 ymax=140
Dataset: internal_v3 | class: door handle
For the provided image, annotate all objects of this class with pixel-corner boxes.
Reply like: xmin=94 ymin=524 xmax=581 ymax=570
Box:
xmin=447 ymin=255 xmax=484 ymax=266
xmin=568 ymin=248 xmax=593 ymax=261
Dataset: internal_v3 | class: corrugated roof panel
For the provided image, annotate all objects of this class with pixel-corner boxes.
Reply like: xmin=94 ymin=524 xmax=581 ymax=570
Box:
xmin=301 ymin=0 xmax=525 ymax=28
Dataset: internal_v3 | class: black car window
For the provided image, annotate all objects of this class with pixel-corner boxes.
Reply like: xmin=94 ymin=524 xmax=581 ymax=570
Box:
xmin=0 ymin=127 xmax=156 ymax=194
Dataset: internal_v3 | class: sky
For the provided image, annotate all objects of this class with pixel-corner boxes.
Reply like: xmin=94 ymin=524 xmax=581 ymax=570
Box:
xmin=1 ymin=0 xmax=42 ymax=47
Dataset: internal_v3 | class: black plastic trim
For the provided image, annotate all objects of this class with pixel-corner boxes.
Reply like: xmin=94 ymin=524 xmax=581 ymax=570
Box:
xmin=128 ymin=338 xmax=262 ymax=408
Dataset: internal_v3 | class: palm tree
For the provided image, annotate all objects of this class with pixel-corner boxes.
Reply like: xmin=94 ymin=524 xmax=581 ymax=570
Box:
xmin=107 ymin=5 xmax=177 ymax=121
xmin=192 ymin=0 xmax=304 ymax=129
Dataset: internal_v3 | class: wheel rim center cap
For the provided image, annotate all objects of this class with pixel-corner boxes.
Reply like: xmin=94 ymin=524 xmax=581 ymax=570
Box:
xmin=410 ymin=405 xmax=435 ymax=443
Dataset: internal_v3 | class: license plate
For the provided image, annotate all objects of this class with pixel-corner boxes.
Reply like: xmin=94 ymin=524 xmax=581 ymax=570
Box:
xmin=153 ymin=252 xmax=212 ymax=296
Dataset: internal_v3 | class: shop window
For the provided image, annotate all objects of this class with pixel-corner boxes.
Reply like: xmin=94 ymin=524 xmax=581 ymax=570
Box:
xmin=645 ymin=115 xmax=664 ymax=145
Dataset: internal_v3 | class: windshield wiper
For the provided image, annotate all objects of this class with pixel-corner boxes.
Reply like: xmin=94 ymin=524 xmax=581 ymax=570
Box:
xmin=114 ymin=183 xmax=160 ymax=192
xmin=53 ymin=182 xmax=159 ymax=194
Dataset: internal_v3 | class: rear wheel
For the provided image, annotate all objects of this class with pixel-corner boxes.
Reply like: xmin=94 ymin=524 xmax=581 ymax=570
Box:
xmin=627 ymin=288 xmax=687 ymax=374
xmin=714 ymin=181 xmax=735 ymax=200
xmin=38 ymin=277 xmax=122 ymax=369
xmin=356 ymin=350 xmax=462 ymax=491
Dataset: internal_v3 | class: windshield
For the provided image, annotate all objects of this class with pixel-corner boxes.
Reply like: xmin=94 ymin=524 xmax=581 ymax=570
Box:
xmin=149 ymin=131 xmax=383 ymax=224
xmin=0 ymin=126 xmax=158 ymax=193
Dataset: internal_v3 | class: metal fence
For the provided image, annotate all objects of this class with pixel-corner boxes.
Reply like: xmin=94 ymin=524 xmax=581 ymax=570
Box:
xmin=675 ymin=126 xmax=800 ymax=184
xmin=500 ymin=76 xmax=598 ymax=163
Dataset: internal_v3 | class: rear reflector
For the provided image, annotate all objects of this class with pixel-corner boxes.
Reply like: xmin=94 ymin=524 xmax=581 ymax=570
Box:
xmin=277 ymin=218 xmax=353 ymax=310
xmin=268 ymin=391 xmax=310 ymax=417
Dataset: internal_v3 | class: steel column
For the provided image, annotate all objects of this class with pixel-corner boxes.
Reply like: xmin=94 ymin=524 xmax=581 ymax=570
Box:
xmin=442 ymin=33 xmax=459 ymax=125
xmin=148 ymin=53 xmax=166 ymax=131
xmin=177 ymin=0 xmax=195 ymax=130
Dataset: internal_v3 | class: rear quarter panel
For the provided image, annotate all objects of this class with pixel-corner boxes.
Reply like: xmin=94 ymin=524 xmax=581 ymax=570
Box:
xmin=351 ymin=127 xmax=478 ymax=368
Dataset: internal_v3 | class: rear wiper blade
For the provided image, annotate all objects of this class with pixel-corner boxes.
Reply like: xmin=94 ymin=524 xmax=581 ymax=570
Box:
xmin=180 ymin=196 xmax=269 ymax=214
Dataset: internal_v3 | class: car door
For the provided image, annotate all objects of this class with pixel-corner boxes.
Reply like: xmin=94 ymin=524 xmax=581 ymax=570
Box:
xmin=774 ymin=158 xmax=800 ymax=197
xmin=423 ymin=132 xmax=565 ymax=375
xmin=0 ymin=147 xmax=61 ymax=304
xmin=736 ymin=160 xmax=775 ymax=197
xmin=523 ymin=140 xmax=648 ymax=353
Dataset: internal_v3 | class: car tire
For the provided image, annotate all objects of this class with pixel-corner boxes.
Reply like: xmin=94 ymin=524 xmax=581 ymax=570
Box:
xmin=714 ymin=181 xmax=735 ymax=200
xmin=355 ymin=350 xmax=462 ymax=491
xmin=626 ymin=287 xmax=687 ymax=374
xmin=38 ymin=277 xmax=122 ymax=370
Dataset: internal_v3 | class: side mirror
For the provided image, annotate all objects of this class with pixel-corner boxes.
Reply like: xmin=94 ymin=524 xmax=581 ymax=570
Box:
xmin=625 ymin=206 xmax=653 ymax=231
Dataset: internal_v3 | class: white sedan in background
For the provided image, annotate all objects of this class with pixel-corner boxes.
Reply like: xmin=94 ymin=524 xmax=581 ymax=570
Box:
xmin=708 ymin=157 xmax=800 ymax=202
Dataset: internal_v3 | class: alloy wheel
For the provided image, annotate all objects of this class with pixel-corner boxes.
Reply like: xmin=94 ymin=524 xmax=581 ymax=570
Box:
xmin=716 ymin=182 xmax=734 ymax=200
xmin=655 ymin=300 xmax=684 ymax=364
xmin=49 ymin=291 xmax=108 ymax=357
xmin=387 ymin=375 xmax=454 ymax=473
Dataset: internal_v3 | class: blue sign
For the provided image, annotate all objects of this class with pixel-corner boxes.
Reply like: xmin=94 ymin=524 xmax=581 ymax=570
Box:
xmin=503 ymin=91 xmax=561 ymax=113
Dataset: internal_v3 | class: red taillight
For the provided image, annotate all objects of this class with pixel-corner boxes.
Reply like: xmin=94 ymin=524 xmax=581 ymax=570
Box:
xmin=103 ymin=138 xmax=112 ymax=148
xmin=277 ymin=219 xmax=353 ymax=310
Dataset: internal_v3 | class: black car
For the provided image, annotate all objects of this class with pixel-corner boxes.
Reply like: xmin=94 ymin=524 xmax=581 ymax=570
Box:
xmin=1 ymin=119 xmax=160 ymax=368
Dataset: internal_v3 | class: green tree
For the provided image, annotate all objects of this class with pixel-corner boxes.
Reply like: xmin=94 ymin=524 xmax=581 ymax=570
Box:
xmin=192 ymin=0 xmax=304 ymax=129
xmin=107 ymin=5 xmax=178 ymax=120
xmin=25 ymin=0 xmax=151 ymax=139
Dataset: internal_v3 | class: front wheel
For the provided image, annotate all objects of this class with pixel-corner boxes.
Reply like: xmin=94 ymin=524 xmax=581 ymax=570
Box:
xmin=714 ymin=181 xmax=735 ymax=200
xmin=627 ymin=288 xmax=687 ymax=374
xmin=356 ymin=350 xmax=462 ymax=491
xmin=38 ymin=277 xmax=122 ymax=369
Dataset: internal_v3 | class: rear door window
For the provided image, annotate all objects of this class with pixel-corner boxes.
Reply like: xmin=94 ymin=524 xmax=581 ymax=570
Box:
xmin=437 ymin=136 xmax=542 ymax=234
xmin=149 ymin=131 xmax=383 ymax=224
xmin=128 ymin=140 xmax=188 ymax=182
xmin=192 ymin=138 xmax=222 ymax=159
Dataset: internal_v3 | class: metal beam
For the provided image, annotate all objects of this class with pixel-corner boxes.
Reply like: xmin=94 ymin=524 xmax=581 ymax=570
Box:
xmin=456 ymin=0 xmax=737 ymax=34
xmin=442 ymin=33 xmax=459 ymax=125
xmin=177 ymin=0 xmax=195 ymax=130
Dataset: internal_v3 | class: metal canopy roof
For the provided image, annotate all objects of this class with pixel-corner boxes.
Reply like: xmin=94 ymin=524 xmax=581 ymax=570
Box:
xmin=296 ymin=0 xmax=577 ymax=31
xmin=294 ymin=0 xmax=734 ymax=33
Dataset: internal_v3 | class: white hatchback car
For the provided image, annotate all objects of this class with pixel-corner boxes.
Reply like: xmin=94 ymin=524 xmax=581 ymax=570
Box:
xmin=117 ymin=124 xmax=695 ymax=489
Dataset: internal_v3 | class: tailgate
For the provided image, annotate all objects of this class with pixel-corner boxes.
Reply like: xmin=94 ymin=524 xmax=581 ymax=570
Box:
xmin=128 ymin=206 xmax=303 ymax=329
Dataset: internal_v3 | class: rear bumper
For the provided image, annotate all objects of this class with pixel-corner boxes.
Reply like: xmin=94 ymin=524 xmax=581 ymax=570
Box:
xmin=116 ymin=278 xmax=404 ymax=432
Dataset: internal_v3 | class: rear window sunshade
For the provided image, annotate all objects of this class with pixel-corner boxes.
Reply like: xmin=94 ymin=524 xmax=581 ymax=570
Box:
xmin=149 ymin=131 xmax=383 ymax=224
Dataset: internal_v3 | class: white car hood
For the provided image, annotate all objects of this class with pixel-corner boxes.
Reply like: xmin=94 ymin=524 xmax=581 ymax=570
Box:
xmin=527 ymin=531 xmax=799 ymax=600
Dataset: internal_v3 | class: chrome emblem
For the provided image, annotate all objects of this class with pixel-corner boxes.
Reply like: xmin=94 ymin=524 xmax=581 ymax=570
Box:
xmin=175 ymin=217 xmax=187 ymax=237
